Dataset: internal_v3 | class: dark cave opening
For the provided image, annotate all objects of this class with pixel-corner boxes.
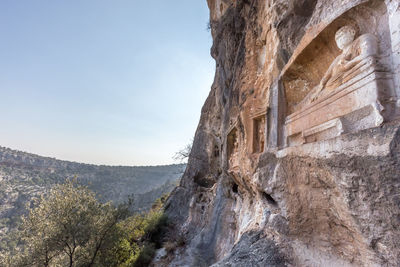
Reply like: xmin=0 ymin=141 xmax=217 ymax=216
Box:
xmin=232 ymin=183 xmax=238 ymax=193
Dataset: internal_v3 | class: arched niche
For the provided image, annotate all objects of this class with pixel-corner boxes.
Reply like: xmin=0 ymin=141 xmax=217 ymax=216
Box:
xmin=251 ymin=113 xmax=266 ymax=154
xmin=279 ymin=0 xmax=396 ymax=147
xmin=227 ymin=127 xmax=238 ymax=158
xmin=282 ymin=1 xmax=392 ymax=114
xmin=227 ymin=126 xmax=239 ymax=169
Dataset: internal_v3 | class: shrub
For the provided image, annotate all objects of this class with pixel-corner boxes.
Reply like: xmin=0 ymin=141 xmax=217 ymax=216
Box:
xmin=107 ymin=196 xmax=170 ymax=266
xmin=134 ymin=243 xmax=156 ymax=267
xmin=164 ymin=241 xmax=176 ymax=253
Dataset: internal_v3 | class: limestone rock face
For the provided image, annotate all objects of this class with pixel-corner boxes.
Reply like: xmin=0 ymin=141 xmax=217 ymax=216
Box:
xmin=159 ymin=0 xmax=400 ymax=266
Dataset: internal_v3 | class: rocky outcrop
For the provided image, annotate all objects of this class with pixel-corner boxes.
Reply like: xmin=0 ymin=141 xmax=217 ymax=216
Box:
xmin=159 ymin=0 xmax=400 ymax=266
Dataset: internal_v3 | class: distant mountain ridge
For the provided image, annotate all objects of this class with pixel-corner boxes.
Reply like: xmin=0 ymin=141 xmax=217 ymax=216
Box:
xmin=0 ymin=146 xmax=185 ymax=251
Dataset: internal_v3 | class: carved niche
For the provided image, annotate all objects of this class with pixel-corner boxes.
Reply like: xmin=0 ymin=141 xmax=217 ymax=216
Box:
xmin=227 ymin=127 xmax=239 ymax=170
xmin=252 ymin=113 xmax=266 ymax=153
xmin=280 ymin=1 xmax=397 ymax=147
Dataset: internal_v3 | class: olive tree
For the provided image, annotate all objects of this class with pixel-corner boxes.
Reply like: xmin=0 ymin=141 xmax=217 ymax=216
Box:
xmin=11 ymin=180 xmax=127 ymax=267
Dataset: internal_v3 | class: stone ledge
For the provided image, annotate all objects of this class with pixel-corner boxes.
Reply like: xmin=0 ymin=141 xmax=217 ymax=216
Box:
xmin=276 ymin=121 xmax=400 ymax=159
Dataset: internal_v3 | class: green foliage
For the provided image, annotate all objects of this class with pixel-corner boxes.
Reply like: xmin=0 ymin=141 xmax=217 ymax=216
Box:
xmin=1 ymin=177 xmax=173 ymax=266
xmin=112 ymin=238 xmax=140 ymax=266
xmin=134 ymin=243 xmax=156 ymax=267
xmin=104 ymin=195 xmax=170 ymax=267
xmin=0 ymin=145 xmax=184 ymax=254
xmin=7 ymin=180 xmax=127 ymax=267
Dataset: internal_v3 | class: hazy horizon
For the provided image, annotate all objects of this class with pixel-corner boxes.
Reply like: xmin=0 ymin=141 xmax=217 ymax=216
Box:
xmin=0 ymin=145 xmax=187 ymax=167
xmin=0 ymin=1 xmax=214 ymax=166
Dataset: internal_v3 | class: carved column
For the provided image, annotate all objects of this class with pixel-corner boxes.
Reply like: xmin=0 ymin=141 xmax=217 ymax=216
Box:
xmin=267 ymin=79 xmax=285 ymax=150
xmin=386 ymin=0 xmax=400 ymax=102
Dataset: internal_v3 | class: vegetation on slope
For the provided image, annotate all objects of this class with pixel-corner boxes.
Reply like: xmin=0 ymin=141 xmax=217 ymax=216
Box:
xmin=0 ymin=146 xmax=185 ymax=253
xmin=0 ymin=180 xmax=174 ymax=267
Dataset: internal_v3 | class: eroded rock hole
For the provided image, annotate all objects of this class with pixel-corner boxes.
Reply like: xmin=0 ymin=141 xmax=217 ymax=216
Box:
xmin=194 ymin=172 xmax=215 ymax=188
xmin=263 ymin=192 xmax=277 ymax=206
xmin=232 ymin=183 xmax=238 ymax=193
xmin=214 ymin=145 xmax=220 ymax=157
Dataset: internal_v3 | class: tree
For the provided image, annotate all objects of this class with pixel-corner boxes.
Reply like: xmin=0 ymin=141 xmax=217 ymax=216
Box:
xmin=173 ymin=140 xmax=192 ymax=163
xmin=10 ymin=180 xmax=127 ymax=267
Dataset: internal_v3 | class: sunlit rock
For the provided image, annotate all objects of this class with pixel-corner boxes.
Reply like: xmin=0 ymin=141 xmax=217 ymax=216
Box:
xmin=157 ymin=1 xmax=400 ymax=266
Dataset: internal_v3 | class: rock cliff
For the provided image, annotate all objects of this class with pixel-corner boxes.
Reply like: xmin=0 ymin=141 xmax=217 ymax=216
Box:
xmin=159 ymin=0 xmax=400 ymax=266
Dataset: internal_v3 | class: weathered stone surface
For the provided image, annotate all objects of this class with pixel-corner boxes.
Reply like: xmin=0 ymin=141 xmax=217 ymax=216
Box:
xmin=156 ymin=0 xmax=400 ymax=266
xmin=210 ymin=231 xmax=287 ymax=267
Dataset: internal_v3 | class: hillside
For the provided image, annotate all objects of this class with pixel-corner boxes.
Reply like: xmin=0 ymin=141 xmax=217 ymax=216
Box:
xmin=0 ymin=146 xmax=185 ymax=252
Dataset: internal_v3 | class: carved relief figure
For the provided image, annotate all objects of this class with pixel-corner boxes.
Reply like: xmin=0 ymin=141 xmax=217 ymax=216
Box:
xmin=229 ymin=137 xmax=239 ymax=168
xmin=227 ymin=128 xmax=239 ymax=169
xmin=297 ymin=25 xmax=378 ymax=110
xmin=233 ymin=138 xmax=238 ymax=155
xmin=254 ymin=116 xmax=265 ymax=153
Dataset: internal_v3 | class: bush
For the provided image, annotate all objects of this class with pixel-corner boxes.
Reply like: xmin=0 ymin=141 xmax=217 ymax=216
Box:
xmin=163 ymin=231 xmax=186 ymax=254
xmin=134 ymin=243 xmax=156 ymax=267
xmin=106 ymin=196 xmax=170 ymax=266
xmin=164 ymin=241 xmax=176 ymax=253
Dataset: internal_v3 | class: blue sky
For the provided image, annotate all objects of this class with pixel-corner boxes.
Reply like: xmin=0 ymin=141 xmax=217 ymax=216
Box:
xmin=0 ymin=1 xmax=214 ymax=166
